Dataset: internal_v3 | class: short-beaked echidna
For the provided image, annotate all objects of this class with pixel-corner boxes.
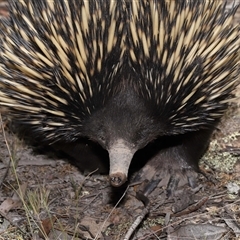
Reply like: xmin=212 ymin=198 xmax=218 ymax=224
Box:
xmin=0 ymin=0 xmax=239 ymax=188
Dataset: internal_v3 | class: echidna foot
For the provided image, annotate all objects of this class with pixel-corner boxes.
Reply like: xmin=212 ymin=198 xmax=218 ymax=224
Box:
xmin=165 ymin=169 xmax=199 ymax=197
xmin=133 ymin=150 xmax=199 ymax=198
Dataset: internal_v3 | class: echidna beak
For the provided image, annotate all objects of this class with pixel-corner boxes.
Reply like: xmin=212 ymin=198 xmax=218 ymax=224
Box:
xmin=108 ymin=139 xmax=136 ymax=187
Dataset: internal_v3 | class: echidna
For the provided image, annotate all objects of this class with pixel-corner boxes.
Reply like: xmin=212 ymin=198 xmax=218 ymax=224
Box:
xmin=0 ymin=0 xmax=239 ymax=188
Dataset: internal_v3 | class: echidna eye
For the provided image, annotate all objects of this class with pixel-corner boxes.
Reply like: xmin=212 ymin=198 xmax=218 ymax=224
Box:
xmin=96 ymin=129 xmax=106 ymax=144
xmin=98 ymin=135 xmax=106 ymax=142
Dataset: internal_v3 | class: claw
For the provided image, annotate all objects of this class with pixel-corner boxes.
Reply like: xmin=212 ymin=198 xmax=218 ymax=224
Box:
xmin=166 ymin=176 xmax=180 ymax=197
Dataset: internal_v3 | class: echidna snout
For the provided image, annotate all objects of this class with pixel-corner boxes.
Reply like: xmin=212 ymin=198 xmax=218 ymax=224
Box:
xmin=108 ymin=139 xmax=136 ymax=187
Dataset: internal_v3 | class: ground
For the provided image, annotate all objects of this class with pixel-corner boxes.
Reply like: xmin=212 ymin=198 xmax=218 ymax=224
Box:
xmin=0 ymin=1 xmax=240 ymax=240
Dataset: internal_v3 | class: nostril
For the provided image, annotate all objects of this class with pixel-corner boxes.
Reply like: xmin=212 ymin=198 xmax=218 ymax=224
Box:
xmin=109 ymin=172 xmax=127 ymax=187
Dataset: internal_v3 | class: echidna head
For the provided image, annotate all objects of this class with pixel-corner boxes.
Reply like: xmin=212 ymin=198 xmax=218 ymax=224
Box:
xmin=83 ymin=89 xmax=160 ymax=187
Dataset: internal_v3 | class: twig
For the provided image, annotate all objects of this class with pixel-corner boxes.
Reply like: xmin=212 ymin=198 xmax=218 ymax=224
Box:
xmin=0 ymin=114 xmax=31 ymax=238
xmin=0 ymin=116 xmax=11 ymax=187
xmin=173 ymin=196 xmax=209 ymax=217
xmin=124 ymin=207 xmax=149 ymax=240
xmin=124 ymin=179 xmax=161 ymax=240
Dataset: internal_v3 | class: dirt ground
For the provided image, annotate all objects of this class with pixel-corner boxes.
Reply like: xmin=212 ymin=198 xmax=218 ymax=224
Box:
xmin=0 ymin=1 xmax=240 ymax=240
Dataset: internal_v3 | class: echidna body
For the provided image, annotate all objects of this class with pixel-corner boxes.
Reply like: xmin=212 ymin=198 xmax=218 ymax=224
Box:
xmin=0 ymin=0 xmax=239 ymax=187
